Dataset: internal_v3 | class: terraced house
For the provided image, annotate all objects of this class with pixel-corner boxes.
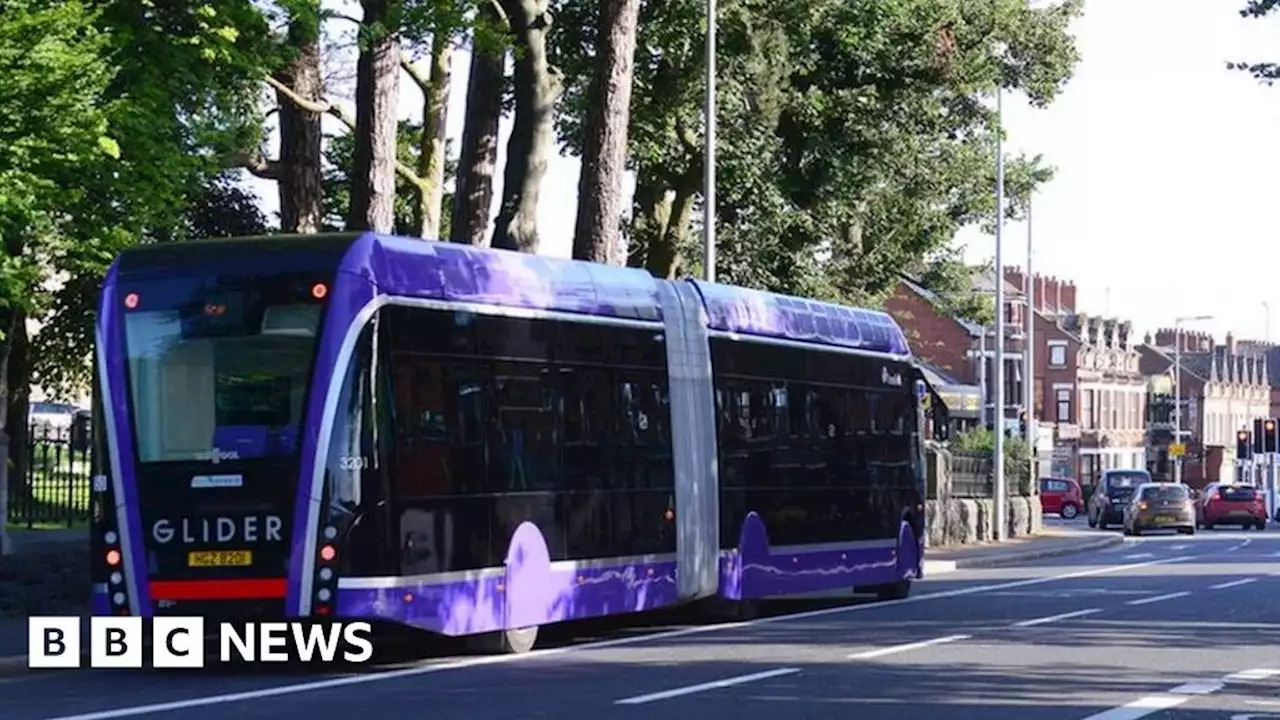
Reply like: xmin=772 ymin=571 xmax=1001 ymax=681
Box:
xmin=1140 ymin=331 xmax=1271 ymax=486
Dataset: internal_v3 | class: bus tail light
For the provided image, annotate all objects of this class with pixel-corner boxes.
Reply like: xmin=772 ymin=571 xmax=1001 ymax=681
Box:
xmin=312 ymin=524 xmax=340 ymax=615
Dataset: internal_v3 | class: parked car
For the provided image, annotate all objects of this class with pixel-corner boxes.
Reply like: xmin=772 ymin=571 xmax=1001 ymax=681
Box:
xmin=1040 ymin=477 xmax=1083 ymax=519
xmin=1123 ymin=482 xmax=1195 ymax=536
xmin=1197 ymin=483 xmax=1267 ymax=530
xmin=1088 ymin=468 xmax=1152 ymax=530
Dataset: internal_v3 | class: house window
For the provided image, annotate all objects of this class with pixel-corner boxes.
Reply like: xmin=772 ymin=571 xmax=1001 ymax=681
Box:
xmin=1048 ymin=342 xmax=1067 ymax=367
xmin=1056 ymin=389 xmax=1071 ymax=422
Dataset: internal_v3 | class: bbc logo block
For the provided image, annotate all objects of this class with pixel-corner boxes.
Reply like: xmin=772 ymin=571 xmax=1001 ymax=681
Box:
xmin=28 ymin=617 xmax=374 ymax=668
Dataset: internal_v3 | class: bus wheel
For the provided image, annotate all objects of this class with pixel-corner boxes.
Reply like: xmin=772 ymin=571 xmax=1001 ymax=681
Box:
xmin=467 ymin=626 xmax=539 ymax=655
xmin=702 ymin=597 xmax=760 ymax=622
xmin=875 ymin=580 xmax=912 ymax=601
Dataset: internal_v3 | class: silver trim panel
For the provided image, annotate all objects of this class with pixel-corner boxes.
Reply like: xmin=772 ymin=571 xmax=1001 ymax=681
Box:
xmin=661 ymin=281 xmax=720 ymax=600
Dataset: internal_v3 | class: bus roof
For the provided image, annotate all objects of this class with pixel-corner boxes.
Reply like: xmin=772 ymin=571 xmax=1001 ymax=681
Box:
xmin=111 ymin=232 xmax=911 ymax=357
xmin=690 ymin=280 xmax=910 ymax=357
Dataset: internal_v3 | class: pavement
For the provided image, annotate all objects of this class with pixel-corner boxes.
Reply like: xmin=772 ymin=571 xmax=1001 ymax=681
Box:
xmin=3 ymin=520 xmax=1279 ymax=720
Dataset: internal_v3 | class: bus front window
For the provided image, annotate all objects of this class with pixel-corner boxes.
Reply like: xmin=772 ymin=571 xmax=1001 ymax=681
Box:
xmin=121 ymin=273 xmax=327 ymax=464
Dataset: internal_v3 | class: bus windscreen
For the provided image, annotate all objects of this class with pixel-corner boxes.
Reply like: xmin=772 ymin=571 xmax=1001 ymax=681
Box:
xmin=120 ymin=272 xmax=327 ymax=463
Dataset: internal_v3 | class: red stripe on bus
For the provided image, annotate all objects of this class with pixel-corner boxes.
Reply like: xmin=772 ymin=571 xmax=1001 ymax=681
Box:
xmin=149 ymin=578 xmax=288 ymax=600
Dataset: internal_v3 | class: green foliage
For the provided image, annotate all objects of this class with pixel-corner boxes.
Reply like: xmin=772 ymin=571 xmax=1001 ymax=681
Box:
xmin=951 ymin=426 xmax=1031 ymax=482
xmin=551 ymin=0 xmax=1080 ymax=306
xmin=0 ymin=0 xmax=119 ymax=326
xmin=1230 ymin=1 xmax=1280 ymax=83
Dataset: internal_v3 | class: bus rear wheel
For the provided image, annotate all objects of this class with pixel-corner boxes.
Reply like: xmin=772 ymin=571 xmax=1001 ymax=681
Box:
xmin=467 ymin=626 xmax=539 ymax=655
xmin=865 ymin=576 xmax=916 ymax=599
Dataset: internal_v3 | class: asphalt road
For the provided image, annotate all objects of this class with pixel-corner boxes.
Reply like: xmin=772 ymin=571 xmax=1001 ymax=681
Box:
xmin=2 ymin=526 xmax=1279 ymax=720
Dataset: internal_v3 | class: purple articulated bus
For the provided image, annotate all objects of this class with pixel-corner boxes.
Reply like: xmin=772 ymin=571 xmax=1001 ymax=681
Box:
xmin=89 ymin=233 xmax=934 ymax=653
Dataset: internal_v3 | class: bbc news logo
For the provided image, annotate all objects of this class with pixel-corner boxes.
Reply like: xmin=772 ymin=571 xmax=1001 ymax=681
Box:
xmin=28 ymin=617 xmax=374 ymax=668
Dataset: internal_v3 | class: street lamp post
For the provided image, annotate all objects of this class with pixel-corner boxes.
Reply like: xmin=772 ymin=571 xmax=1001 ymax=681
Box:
xmin=993 ymin=84 xmax=1007 ymax=541
xmin=1024 ymin=197 xmax=1035 ymax=481
xmin=1173 ymin=314 xmax=1214 ymax=484
xmin=703 ymin=0 xmax=717 ymax=283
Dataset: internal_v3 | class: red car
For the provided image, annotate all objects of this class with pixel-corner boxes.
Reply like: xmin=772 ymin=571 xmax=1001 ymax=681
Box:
xmin=1040 ymin=477 xmax=1084 ymax=519
xmin=1197 ymin=484 xmax=1267 ymax=530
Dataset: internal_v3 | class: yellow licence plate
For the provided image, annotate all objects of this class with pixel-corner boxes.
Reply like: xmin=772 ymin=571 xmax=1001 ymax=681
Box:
xmin=1153 ymin=516 xmax=1174 ymax=524
xmin=187 ymin=550 xmax=253 ymax=567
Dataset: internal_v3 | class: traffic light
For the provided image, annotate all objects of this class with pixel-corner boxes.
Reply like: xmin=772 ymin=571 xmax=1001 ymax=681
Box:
xmin=1238 ymin=429 xmax=1253 ymax=460
xmin=1254 ymin=418 xmax=1267 ymax=454
xmin=1266 ymin=418 xmax=1278 ymax=453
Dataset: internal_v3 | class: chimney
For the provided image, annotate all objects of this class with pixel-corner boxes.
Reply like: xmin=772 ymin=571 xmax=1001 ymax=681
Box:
xmin=1226 ymin=331 xmax=1237 ymax=356
xmin=1004 ymin=266 xmax=1025 ymax=305
xmin=1061 ymin=281 xmax=1077 ymax=313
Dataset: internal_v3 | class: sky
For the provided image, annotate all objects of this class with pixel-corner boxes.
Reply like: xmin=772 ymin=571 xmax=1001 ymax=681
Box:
xmin=244 ymin=0 xmax=1280 ymax=345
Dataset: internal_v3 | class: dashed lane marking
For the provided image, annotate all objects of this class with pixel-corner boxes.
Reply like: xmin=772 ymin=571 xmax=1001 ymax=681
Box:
xmin=1125 ymin=591 xmax=1191 ymax=606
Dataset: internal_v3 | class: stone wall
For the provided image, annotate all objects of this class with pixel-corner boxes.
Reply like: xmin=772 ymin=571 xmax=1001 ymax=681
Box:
xmin=925 ymin=443 xmax=1043 ymax=548
xmin=0 ymin=533 xmax=87 ymax=617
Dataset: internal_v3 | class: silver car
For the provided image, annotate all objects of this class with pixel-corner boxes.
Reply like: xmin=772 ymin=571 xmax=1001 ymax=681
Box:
xmin=1123 ymin=482 xmax=1195 ymax=536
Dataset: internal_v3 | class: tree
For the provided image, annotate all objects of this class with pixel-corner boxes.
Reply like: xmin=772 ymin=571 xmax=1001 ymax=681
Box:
xmin=322 ymin=120 xmax=456 ymax=237
xmin=0 ymin=0 xmax=119 ymax=481
xmin=553 ymin=0 xmax=1080 ymax=305
xmin=348 ymin=0 xmax=405 ymax=232
xmin=491 ymin=0 xmax=561 ymax=251
xmin=570 ymin=0 xmax=642 ymax=265
xmin=1229 ymin=1 xmax=1280 ymax=82
xmin=236 ymin=0 xmax=326 ymax=234
xmin=451 ymin=4 xmax=507 ymax=246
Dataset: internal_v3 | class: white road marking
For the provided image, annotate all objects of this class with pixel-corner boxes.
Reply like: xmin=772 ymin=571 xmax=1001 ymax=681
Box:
xmin=1012 ymin=608 xmax=1102 ymax=627
xmin=1169 ymin=545 xmax=1188 ymax=550
xmin=922 ymin=559 xmax=957 ymax=574
xmin=1228 ymin=539 xmax=1252 ymax=552
xmin=614 ymin=667 xmax=801 ymax=705
xmin=1088 ymin=667 xmax=1280 ymax=720
xmin=1211 ymin=578 xmax=1259 ymax=590
xmin=1169 ymin=680 xmax=1224 ymax=695
xmin=1080 ymin=695 xmax=1187 ymax=719
xmin=1123 ymin=553 xmax=1154 ymax=560
xmin=847 ymin=634 xmax=971 ymax=660
xmin=1225 ymin=668 xmax=1280 ymax=682
xmin=33 ymin=554 xmax=1196 ymax=720
xmin=1125 ymin=591 xmax=1191 ymax=606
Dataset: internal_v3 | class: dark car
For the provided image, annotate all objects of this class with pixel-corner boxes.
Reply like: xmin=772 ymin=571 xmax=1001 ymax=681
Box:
xmin=1123 ymin=482 xmax=1195 ymax=536
xmin=1198 ymin=484 xmax=1267 ymax=530
xmin=1088 ymin=468 xmax=1152 ymax=530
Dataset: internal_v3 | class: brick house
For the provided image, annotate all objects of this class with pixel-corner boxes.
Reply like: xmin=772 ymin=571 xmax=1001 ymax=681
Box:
xmin=885 ymin=269 xmax=1026 ymax=431
xmin=1141 ymin=330 xmax=1270 ymax=487
xmin=1001 ymin=268 xmax=1145 ymax=487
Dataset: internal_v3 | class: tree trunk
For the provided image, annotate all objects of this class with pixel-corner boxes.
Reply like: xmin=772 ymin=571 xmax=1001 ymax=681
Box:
xmin=4 ymin=311 xmax=29 ymax=510
xmin=571 ymin=0 xmax=641 ymax=265
xmin=490 ymin=0 xmax=561 ymax=253
xmin=274 ymin=7 xmax=324 ymax=234
xmin=410 ymin=34 xmax=452 ymax=239
xmin=347 ymin=0 xmax=402 ymax=233
xmin=451 ymin=9 xmax=505 ymax=247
